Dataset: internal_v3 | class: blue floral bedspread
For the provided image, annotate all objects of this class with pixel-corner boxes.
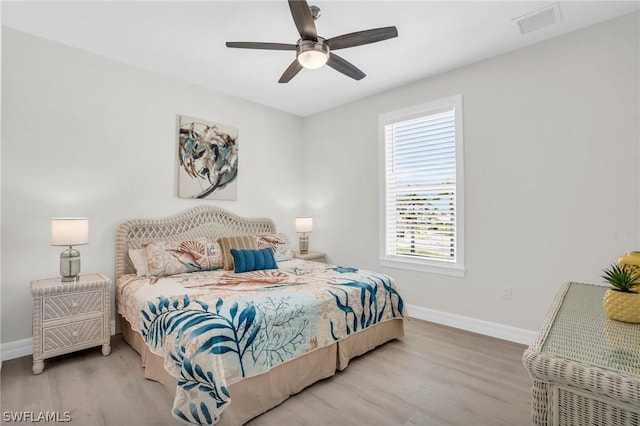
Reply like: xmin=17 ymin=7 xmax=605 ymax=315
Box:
xmin=117 ymin=259 xmax=405 ymax=425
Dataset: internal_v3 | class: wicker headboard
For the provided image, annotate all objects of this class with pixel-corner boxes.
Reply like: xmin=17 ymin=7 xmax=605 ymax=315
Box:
xmin=114 ymin=206 xmax=276 ymax=280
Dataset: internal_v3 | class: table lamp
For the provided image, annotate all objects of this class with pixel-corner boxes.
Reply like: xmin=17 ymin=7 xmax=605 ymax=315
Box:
xmin=51 ymin=218 xmax=89 ymax=282
xmin=295 ymin=217 xmax=313 ymax=255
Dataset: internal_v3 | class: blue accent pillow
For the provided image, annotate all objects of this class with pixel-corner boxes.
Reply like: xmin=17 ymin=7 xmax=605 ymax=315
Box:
xmin=230 ymin=248 xmax=278 ymax=273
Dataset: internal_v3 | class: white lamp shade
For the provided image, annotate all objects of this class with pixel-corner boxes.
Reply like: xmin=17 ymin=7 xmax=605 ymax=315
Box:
xmin=51 ymin=218 xmax=89 ymax=246
xmin=297 ymin=50 xmax=328 ymax=69
xmin=295 ymin=217 xmax=313 ymax=233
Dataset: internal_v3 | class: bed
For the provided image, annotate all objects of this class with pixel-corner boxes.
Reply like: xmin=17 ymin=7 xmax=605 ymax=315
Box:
xmin=115 ymin=206 xmax=406 ymax=425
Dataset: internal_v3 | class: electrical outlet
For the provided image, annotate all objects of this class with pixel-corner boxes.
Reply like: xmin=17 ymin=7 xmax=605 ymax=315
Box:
xmin=502 ymin=286 xmax=512 ymax=300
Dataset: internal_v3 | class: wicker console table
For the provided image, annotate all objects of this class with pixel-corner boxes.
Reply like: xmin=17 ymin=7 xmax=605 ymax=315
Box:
xmin=523 ymin=282 xmax=640 ymax=425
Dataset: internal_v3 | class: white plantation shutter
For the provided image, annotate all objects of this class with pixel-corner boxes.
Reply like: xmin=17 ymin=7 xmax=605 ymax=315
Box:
xmin=379 ymin=95 xmax=464 ymax=276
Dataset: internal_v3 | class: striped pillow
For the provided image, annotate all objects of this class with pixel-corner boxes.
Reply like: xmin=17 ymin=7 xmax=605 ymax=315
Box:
xmin=218 ymin=235 xmax=258 ymax=270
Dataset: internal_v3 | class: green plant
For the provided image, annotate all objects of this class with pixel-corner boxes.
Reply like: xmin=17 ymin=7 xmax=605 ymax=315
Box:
xmin=602 ymin=263 xmax=640 ymax=293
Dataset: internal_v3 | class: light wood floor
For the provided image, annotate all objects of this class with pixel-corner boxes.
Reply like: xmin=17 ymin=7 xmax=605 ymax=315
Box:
xmin=1 ymin=318 xmax=532 ymax=425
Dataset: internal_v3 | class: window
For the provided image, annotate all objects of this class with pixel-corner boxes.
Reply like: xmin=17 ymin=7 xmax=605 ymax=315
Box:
xmin=379 ymin=95 xmax=465 ymax=276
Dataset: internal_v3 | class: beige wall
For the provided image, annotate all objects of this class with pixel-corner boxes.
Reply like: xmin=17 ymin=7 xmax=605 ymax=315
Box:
xmin=301 ymin=12 xmax=640 ymax=332
xmin=1 ymin=11 xmax=639 ymax=347
xmin=1 ymin=28 xmax=304 ymax=344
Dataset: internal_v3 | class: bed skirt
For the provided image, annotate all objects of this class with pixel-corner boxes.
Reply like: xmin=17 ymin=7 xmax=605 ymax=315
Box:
xmin=120 ymin=315 xmax=404 ymax=425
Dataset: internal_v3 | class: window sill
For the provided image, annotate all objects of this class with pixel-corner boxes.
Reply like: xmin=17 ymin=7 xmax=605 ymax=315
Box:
xmin=379 ymin=257 xmax=466 ymax=277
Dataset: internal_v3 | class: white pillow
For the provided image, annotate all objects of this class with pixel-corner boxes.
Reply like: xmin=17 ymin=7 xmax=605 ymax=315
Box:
xmin=255 ymin=233 xmax=294 ymax=261
xmin=128 ymin=248 xmax=149 ymax=277
xmin=144 ymin=239 xmax=223 ymax=276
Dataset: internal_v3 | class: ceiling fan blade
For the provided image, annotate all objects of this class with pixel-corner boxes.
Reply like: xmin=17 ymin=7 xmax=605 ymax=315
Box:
xmin=226 ymin=42 xmax=297 ymax=51
xmin=326 ymin=53 xmax=366 ymax=81
xmin=327 ymin=26 xmax=398 ymax=50
xmin=278 ymin=60 xmax=304 ymax=83
xmin=288 ymin=0 xmax=317 ymax=40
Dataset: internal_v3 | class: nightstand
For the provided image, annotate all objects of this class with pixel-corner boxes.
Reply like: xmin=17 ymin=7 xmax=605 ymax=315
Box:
xmin=293 ymin=250 xmax=326 ymax=262
xmin=30 ymin=273 xmax=111 ymax=374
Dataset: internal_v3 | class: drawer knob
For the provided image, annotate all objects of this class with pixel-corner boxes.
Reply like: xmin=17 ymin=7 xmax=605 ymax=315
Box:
xmin=72 ymin=331 xmax=79 ymax=337
xmin=71 ymin=302 xmax=79 ymax=308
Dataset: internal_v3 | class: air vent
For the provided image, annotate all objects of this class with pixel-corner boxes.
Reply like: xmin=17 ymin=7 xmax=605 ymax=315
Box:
xmin=513 ymin=3 xmax=562 ymax=35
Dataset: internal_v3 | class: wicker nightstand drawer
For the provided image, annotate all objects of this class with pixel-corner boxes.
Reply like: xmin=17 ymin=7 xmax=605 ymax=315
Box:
xmin=31 ymin=273 xmax=112 ymax=374
xmin=43 ymin=290 xmax=103 ymax=321
xmin=43 ymin=317 xmax=105 ymax=353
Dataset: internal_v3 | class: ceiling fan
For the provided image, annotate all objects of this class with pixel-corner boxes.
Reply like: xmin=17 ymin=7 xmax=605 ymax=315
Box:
xmin=225 ymin=0 xmax=398 ymax=83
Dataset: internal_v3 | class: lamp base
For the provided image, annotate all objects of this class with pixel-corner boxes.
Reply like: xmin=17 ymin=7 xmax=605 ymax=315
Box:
xmin=60 ymin=247 xmax=81 ymax=282
xmin=299 ymin=234 xmax=309 ymax=255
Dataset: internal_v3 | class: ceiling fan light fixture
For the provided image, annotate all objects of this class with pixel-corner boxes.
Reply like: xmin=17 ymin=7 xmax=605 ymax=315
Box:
xmin=297 ymin=39 xmax=329 ymax=69
xmin=225 ymin=0 xmax=398 ymax=83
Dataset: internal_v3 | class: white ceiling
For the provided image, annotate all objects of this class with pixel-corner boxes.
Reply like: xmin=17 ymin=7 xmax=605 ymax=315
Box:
xmin=2 ymin=1 xmax=638 ymax=117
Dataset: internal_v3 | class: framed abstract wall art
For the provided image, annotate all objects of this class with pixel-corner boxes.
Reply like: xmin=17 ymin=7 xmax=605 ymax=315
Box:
xmin=177 ymin=115 xmax=238 ymax=200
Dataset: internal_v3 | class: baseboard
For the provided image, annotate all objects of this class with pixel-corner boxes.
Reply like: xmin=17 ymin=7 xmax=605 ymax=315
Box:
xmin=0 ymin=337 xmax=32 ymax=362
xmin=407 ymin=303 xmax=536 ymax=345
xmin=1 ymin=311 xmax=535 ymax=361
xmin=1 ymin=320 xmax=117 ymax=362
